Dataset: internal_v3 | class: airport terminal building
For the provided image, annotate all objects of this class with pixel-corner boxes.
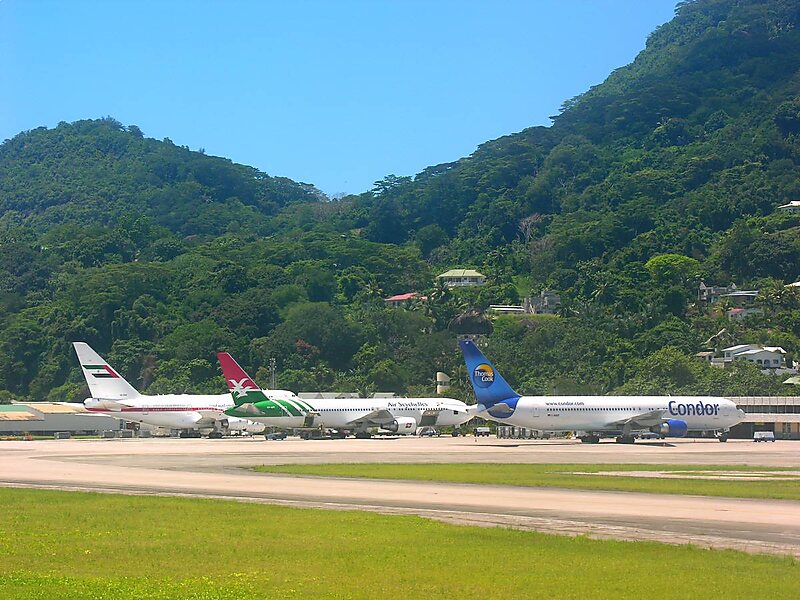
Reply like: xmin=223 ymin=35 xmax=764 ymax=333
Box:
xmin=730 ymin=396 xmax=800 ymax=439
xmin=0 ymin=403 xmax=119 ymax=436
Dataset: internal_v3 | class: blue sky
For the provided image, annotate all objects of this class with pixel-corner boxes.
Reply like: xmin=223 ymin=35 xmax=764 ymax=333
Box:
xmin=1 ymin=1 xmax=677 ymax=196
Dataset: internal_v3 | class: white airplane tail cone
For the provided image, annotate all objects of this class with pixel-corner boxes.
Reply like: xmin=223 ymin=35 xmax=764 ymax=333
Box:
xmin=73 ymin=342 xmax=140 ymax=400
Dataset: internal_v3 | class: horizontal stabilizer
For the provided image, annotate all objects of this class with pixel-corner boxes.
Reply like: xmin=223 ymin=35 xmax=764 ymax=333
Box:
xmin=487 ymin=402 xmax=515 ymax=418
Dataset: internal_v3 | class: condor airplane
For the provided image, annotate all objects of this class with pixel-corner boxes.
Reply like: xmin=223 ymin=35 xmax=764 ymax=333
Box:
xmin=460 ymin=340 xmax=744 ymax=443
xmin=218 ymin=352 xmax=473 ymax=437
xmin=74 ymin=342 xmax=264 ymax=437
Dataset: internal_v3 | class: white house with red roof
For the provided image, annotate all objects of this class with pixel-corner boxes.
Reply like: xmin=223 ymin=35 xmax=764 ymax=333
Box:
xmin=383 ymin=292 xmax=427 ymax=308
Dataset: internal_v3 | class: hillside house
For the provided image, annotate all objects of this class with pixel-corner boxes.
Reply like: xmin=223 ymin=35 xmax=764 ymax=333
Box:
xmin=719 ymin=290 xmax=759 ymax=304
xmin=726 ymin=307 xmax=763 ymax=320
xmin=695 ymin=351 xmax=715 ymax=364
xmin=714 ymin=289 xmax=761 ymax=320
xmin=721 ymin=344 xmax=789 ymax=370
xmin=698 ymin=282 xmax=738 ymax=303
xmin=437 ymin=269 xmax=486 ymax=287
xmin=384 ymin=292 xmax=426 ymax=308
xmin=530 ymin=290 xmax=561 ymax=315
xmin=722 ymin=344 xmax=757 ymax=361
xmin=488 ymin=304 xmax=526 ymax=315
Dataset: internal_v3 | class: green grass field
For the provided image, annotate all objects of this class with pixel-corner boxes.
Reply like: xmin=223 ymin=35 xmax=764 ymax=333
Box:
xmin=254 ymin=463 xmax=800 ymax=500
xmin=0 ymin=488 xmax=798 ymax=599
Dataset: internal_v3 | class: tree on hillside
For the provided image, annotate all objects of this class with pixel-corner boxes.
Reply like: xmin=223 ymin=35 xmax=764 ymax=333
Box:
xmin=645 ymin=254 xmax=701 ymax=285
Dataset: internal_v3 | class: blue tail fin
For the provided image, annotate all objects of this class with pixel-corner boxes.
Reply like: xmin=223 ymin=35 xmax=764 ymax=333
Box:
xmin=458 ymin=340 xmax=520 ymax=409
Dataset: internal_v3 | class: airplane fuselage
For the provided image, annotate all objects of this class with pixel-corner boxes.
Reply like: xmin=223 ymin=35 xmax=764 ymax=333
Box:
xmin=479 ymin=395 xmax=743 ymax=434
xmin=308 ymin=399 xmax=392 ymax=429
xmin=229 ymin=394 xmax=472 ymax=431
xmin=230 ymin=397 xmax=390 ymax=429
xmin=385 ymin=398 xmax=473 ymax=427
xmin=85 ymin=393 xmax=265 ymax=432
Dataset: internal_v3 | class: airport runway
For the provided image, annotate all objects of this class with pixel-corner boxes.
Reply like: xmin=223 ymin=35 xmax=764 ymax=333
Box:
xmin=1 ymin=437 xmax=799 ymax=557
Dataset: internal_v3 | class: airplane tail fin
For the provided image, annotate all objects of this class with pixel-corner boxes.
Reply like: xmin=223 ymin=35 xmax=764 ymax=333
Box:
xmin=73 ymin=342 xmax=140 ymax=400
xmin=458 ymin=339 xmax=520 ymax=410
xmin=217 ymin=352 xmax=263 ymax=406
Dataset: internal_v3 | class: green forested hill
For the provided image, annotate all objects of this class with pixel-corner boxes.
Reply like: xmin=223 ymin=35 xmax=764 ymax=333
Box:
xmin=351 ymin=0 xmax=800 ymax=277
xmin=0 ymin=118 xmax=322 ymax=236
xmin=1 ymin=0 xmax=799 ymax=403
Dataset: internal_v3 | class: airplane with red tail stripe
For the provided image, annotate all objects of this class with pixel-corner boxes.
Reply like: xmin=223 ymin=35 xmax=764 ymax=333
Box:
xmin=74 ymin=342 xmax=265 ymax=437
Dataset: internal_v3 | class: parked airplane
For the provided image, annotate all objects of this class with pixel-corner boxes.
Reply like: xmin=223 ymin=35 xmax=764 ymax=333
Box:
xmin=74 ymin=342 xmax=265 ymax=437
xmin=218 ymin=352 xmax=473 ymax=437
xmin=459 ymin=339 xmax=745 ymax=443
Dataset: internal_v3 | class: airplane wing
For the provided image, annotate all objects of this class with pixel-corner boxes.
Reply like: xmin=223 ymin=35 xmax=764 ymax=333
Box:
xmin=196 ymin=409 xmax=227 ymax=426
xmin=606 ymin=409 xmax=666 ymax=430
xmin=52 ymin=402 xmax=117 ymax=417
xmin=84 ymin=398 xmax=135 ymax=412
xmin=346 ymin=409 xmax=396 ymax=427
xmin=197 ymin=409 xmax=225 ymax=420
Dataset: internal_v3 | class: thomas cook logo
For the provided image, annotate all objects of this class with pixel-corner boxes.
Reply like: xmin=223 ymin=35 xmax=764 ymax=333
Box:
xmin=473 ymin=364 xmax=495 ymax=388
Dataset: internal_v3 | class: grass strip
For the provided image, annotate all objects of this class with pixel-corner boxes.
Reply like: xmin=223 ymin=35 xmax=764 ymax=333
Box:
xmin=0 ymin=488 xmax=798 ymax=599
xmin=254 ymin=463 xmax=800 ymax=500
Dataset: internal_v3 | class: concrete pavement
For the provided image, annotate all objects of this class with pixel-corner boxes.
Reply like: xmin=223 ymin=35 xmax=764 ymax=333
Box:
xmin=1 ymin=436 xmax=798 ymax=557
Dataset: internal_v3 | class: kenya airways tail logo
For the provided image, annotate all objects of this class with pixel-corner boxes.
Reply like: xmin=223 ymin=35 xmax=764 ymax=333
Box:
xmin=228 ymin=378 xmax=258 ymax=399
xmin=82 ymin=364 xmax=120 ymax=379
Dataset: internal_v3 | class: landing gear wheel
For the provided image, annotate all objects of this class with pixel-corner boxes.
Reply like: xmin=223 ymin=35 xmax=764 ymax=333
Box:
xmin=207 ymin=431 xmax=224 ymax=439
xmin=354 ymin=431 xmax=371 ymax=439
xmin=615 ymin=436 xmax=635 ymax=444
xmin=718 ymin=434 xmax=729 ymax=442
xmin=580 ymin=435 xmax=600 ymax=444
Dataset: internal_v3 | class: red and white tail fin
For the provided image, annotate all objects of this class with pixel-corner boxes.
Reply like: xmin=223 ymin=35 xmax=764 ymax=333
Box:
xmin=217 ymin=352 xmax=262 ymax=405
xmin=73 ymin=342 xmax=140 ymax=400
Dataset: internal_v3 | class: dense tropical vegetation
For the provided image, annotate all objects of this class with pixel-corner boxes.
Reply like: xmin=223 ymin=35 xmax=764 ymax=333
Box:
xmin=1 ymin=0 xmax=800 ymax=404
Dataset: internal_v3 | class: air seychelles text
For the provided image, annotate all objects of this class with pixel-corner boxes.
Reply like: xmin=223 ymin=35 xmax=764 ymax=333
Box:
xmin=388 ymin=401 xmax=434 ymax=409
xmin=669 ymin=400 xmax=719 ymax=417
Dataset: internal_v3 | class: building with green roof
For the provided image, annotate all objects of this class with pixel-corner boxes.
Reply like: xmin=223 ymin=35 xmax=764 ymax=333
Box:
xmin=437 ymin=269 xmax=486 ymax=287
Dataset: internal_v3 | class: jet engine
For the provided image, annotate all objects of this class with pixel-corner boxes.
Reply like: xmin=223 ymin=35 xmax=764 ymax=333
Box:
xmin=168 ymin=412 xmax=204 ymax=429
xmin=383 ymin=417 xmax=418 ymax=435
xmin=650 ymin=419 xmax=688 ymax=438
xmin=227 ymin=416 xmax=266 ymax=434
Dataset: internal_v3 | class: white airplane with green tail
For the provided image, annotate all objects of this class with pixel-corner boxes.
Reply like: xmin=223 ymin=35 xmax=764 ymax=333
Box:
xmin=218 ymin=352 xmax=473 ymax=438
